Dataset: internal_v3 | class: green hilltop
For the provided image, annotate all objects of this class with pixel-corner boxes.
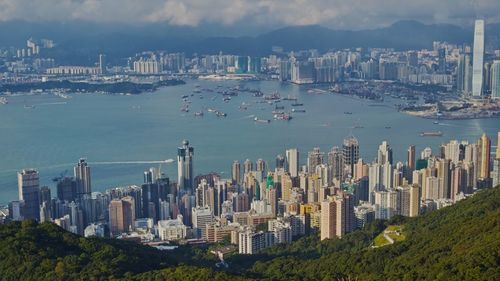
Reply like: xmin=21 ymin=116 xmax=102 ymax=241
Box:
xmin=0 ymin=187 xmax=498 ymax=281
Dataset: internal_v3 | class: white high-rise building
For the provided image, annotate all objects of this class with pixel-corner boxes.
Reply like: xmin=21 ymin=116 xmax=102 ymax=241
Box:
xmin=74 ymin=158 xmax=91 ymax=196
xmin=472 ymin=20 xmax=485 ymax=97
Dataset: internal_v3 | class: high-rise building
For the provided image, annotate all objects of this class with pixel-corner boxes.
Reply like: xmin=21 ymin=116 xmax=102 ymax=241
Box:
xmin=256 ymin=159 xmax=266 ymax=172
xmin=342 ymin=136 xmax=360 ymax=177
xmin=286 ymin=148 xmax=299 ymax=177
xmin=243 ymin=159 xmax=253 ymax=174
xmin=490 ymin=60 xmax=500 ymax=99
xmin=99 ymin=54 xmax=106 ymax=75
xmin=232 ymin=160 xmax=241 ymax=184
xmin=109 ymin=196 xmax=135 ymax=236
xmin=177 ymin=140 xmax=194 ymax=192
xmin=17 ymin=169 xmax=40 ymax=221
xmin=307 ymin=147 xmax=323 ymax=173
xmin=438 ymin=48 xmax=446 ymax=74
xmin=477 ymin=133 xmax=491 ymax=181
xmin=192 ymin=206 xmax=214 ymax=238
xmin=456 ymin=54 xmax=473 ymax=95
xmin=492 ymin=132 xmax=500 ymax=187
xmin=328 ymin=146 xmax=343 ymax=182
xmin=377 ymin=141 xmax=393 ymax=165
xmin=472 ymin=20 xmax=485 ymax=97
xmin=74 ymin=158 xmax=91 ymax=197
xmin=56 ymin=177 xmax=77 ymax=202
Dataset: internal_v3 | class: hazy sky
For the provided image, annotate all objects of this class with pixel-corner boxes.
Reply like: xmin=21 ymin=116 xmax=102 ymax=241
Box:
xmin=0 ymin=0 xmax=499 ymax=29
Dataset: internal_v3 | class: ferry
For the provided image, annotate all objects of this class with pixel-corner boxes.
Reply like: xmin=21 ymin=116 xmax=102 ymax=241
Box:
xmin=420 ymin=131 xmax=443 ymax=137
xmin=292 ymin=108 xmax=306 ymax=113
xmin=207 ymin=108 xmax=216 ymax=113
xmin=254 ymin=117 xmax=270 ymax=123
xmin=0 ymin=97 xmax=7 ymax=105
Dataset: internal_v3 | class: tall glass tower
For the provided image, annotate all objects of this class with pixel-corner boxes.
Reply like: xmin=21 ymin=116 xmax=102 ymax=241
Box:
xmin=472 ymin=19 xmax=485 ymax=97
xmin=177 ymin=140 xmax=194 ymax=192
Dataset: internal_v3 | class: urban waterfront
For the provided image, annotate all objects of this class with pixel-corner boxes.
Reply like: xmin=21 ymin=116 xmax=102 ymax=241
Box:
xmin=0 ymin=79 xmax=498 ymax=203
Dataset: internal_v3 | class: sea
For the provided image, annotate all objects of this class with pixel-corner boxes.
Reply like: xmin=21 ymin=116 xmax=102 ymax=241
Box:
xmin=0 ymin=79 xmax=498 ymax=203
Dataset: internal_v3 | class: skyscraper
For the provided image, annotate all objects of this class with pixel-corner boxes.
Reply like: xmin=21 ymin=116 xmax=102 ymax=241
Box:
xmin=285 ymin=148 xmax=299 ymax=177
xmin=342 ymin=136 xmax=360 ymax=177
xmin=438 ymin=48 xmax=446 ymax=74
xmin=377 ymin=141 xmax=393 ymax=165
xmin=472 ymin=20 xmax=485 ymax=97
xmin=243 ymin=159 xmax=253 ymax=174
xmin=490 ymin=60 xmax=500 ymax=99
xmin=477 ymin=133 xmax=491 ymax=181
xmin=407 ymin=145 xmax=416 ymax=175
xmin=456 ymin=54 xmax=473 ymax=95
xmin=492 ymin=132 xmax=500 ymax=187
xmin=17 ymin=169 xmax=40 ymax=221
xmin=177 ymin=140 xmax=194 ymax=192
xmin=74 ymin=158 xmax=91 ymax=197
xmin=232 ymin=160 xmax=241 ymax=184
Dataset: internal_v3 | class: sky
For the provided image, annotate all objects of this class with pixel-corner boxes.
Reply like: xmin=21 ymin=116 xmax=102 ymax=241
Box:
xmin=0 ymin=0 xmax=499 ymax=29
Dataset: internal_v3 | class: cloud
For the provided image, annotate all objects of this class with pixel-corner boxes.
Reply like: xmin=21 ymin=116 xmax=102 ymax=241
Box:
xmin=0 ymin=0 xmax=499 ymax=29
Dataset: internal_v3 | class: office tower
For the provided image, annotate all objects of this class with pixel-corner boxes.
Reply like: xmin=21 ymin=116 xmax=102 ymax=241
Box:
xmin=68 ymin=201 xmax=84 ymax=235
xmin=456 ymin=54 xmax=471 ymax=95
xmin=177 ymin=140 xmax=194 ymax=192
xmin=109 ymin=196 xmax=135 ymax=236
xmin=74 ymin=158 xmax=91 ymax=197
xmin=472 ymin=20 xmax=485 ymax=97
xmin=407 ymin=145 xmax=416 ymax=171
xmin=56 ymin=177 xmax=77 ymax=202
xmin=307 ymin=147 xmax=323 ymax=173
xmin=232 ymin=160 xmax=241 ymax=184
xmin=275 ymin=154 xmax=285 ymax=169
xmin=342 ymin=135 xmax=360 ymax=177
xmin=99 ymin=54 xmax=106 ymax=75
xmin=328 ymin=146 xmax=343 ymax=181
xmin=286 ymin=148 xmax=299 ymax=177
xmin=256 ymin=159 xmax=266 ymax=172
xmin=438 ymin=48 xmax=446 ymax=74
xmin=492 ymin=132 xmax=500 ymax=187
xmin=377 ymin=141 xmax=393 ymax=165
xmin=17 ymin=169 xmax=40 ymax=221
xmin=213 ymin=180 xmax=227 ymax=217
xmin=243 ymin=159 xmax=253 ymax=174
xmin=491 ymin=61 xmax=500 ymax=99
xmin=477 ymin=133 xmax=491 ymax=181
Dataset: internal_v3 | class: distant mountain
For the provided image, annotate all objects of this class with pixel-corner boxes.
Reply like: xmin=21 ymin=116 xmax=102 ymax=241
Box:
xmin=1 ymin=20 xmax=499 ymax=64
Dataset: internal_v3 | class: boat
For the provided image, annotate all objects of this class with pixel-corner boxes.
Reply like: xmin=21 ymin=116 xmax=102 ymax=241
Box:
xmin=0 ymin=97 xmax=7 ymax=105
xmin=24 ymin=105 xmax=35 ymax=109
xmin=207 ymin=108 xmax=216 ymax=113
xmin=433 ymin=121 xmax=439 ymax=124
xmin=181 ymin=95 xmax=189 ymax=99
xmin=385 ymin=126 xmax=391 ymax=129
xmin=216 ymin=111 xmax=227 ymax=117
xmin=291 ymin=103 xmax=304 ymax=107
xmin=193 ymin=89 xmax=201 ymax=93
xmin=420 ymin=131 xmax=443 ymax=137
xmin=275 ymin=105 xmax=285 ymax=110
xmin=254 ymin=117 xmax=270 ymax=123
xmin=194 ymin=111 xmax=204 ymax=117
xmin=292 ymin=108 xmax=306 ymax=113
xmin=223 ymin=96 xmax=231 ymax=102
xmin=353 ymin=125 xmax=364 ymax=129
xmin=274 ymin=113 xmax=292 ymax=121
xmin=344 ymin=111 xmax=353 ymax=115
xmin=180 ymin=106 xmax=189 ymax=112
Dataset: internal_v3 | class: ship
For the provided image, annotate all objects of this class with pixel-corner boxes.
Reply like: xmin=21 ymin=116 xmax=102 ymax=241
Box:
xmin=292 ymin=108 xmax=306 ymax=113
xmin=344 ymin=111 xmax=353 ymax=115
xmin=194 ymin=111 xmax=204 ymax=117
xmin=207 ymin=108 xmax=216 ymax=113
xmin=216 ymin=111 xmax=227 ymax=117
xmin=181 ymin=95 xmax=189 ymax=99
xmin=291 ymin=103 xmax=304 ymax=106
xmin=420 ymin=131 xmax=443 ymax=137
xmin=0 ymin=97 xmax=7 ymax=105
xmin=254 ymin=117 xmax=270 ymax=123
xmin=180 ymin=106 xmax=189 ymax=112
xmin=274 ymin=113 xmax=292 ymax=121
